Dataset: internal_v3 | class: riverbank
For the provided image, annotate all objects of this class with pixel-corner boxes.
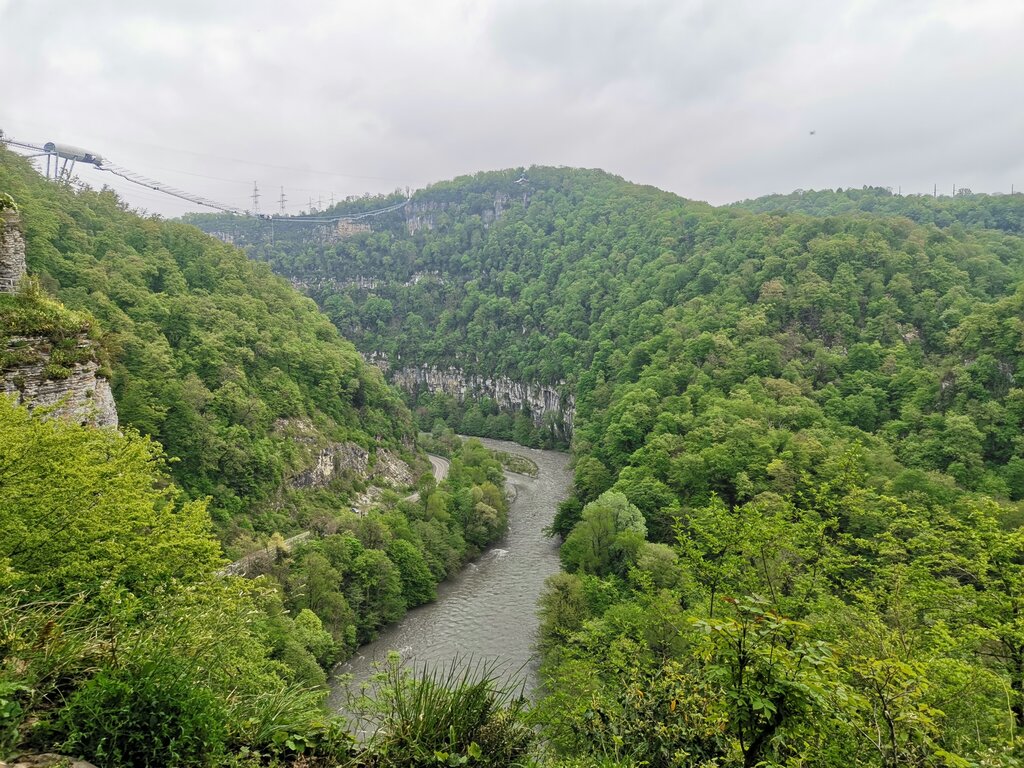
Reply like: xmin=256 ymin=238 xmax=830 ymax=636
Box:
xmin=328 ymin=437 xmax=571 ymax=707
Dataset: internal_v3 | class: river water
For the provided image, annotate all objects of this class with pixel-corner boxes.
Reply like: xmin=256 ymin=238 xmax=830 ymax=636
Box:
xmin=328 ymin=437 xmax=571 ymax=706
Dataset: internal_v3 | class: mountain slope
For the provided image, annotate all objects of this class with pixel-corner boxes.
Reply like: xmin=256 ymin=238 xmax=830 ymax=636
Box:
xmin=0 ymin=147 xmax=415 ymax=544
xmin=731 ymin=185 xmax=1024 ymax=234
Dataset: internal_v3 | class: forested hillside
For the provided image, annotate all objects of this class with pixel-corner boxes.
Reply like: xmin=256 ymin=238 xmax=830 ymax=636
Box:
xmin=732 ymin=185 xmax=1024 ymax=234
xmin=0 ymin=146 xmax=415 ymax=545
xmin=194 ymin=169 xmax=1024 ymax=764
xmin=1 ymin=146 xmax=530 ymax=764
xmin=1 ymin=392 xmax=522 ymax=766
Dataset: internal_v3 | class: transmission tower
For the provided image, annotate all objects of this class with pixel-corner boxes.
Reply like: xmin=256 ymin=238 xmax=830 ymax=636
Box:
xmin=252 ymin=181 xmax=260 ymax=214
xmin=279 ymin=186 xmax=286 ymax=214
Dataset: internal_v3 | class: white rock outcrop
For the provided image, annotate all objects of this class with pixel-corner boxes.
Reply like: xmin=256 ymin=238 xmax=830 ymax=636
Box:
xmin=389 ymin=364 xmax=574 ymax=437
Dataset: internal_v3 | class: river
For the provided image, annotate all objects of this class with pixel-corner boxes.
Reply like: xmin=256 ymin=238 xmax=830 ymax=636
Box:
xmin=328 ymin=437 xmax=571 ymax=707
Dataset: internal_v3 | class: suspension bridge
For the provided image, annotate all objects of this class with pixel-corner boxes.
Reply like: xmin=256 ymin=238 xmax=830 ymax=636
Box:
xmin=0 ymin=132 xmax=410 ymax=223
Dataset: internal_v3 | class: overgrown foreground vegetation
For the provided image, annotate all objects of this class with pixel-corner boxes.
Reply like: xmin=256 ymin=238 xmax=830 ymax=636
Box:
xmin=0 ymin=396 xmax=526 ymax=766
xmin=196 ymin=170 xmax=1024 ymax=764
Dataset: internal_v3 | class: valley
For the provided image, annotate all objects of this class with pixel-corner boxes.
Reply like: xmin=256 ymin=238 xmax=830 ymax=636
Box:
xmin=3 ymin=152 xmax=1024 ymax=766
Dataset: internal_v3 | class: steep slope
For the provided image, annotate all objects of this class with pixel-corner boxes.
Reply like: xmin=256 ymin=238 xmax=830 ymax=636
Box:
xmin=1 ymin=200 xmax=117 ymax=427
xmin=0 ymin=147 xmax=415 ymax=546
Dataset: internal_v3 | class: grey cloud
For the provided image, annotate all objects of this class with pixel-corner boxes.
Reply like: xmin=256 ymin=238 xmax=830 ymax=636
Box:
xmin=0 ymin=0 xmax=1021 ymax=214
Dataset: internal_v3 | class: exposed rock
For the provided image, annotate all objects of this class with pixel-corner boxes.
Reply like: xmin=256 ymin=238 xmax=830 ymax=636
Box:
xmin=2 ymin=337 xmax=118 ymax=430
xmin=390 ymin=363 xmax=574 ymax=437
xmin=289 ymin=441 xmax=369 ymax=489
xmin=373 ymin=448 xmax=415 ymax=487
xmin=405 ymin=191 xmax=517 ymax=234
xmin=361 ymin=350 xmax=391 ymax=373
xmin=0 ymin=208 xmax=27 ymax=294
xmin=1 ymin=209 xmax=117 ymax=428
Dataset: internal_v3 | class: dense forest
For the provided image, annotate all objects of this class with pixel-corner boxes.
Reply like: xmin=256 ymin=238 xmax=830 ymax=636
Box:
xmin=732 ymin=185 xmax=1024 ymax=235
xmin=193 ymin=169 xmax=1024 ymax=765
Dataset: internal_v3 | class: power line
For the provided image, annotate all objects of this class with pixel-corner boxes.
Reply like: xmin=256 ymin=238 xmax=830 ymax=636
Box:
xmin=2 ymin=132 xmax=413 ymax=223
xmin=106 ymin=135 xmax=411 ymax=183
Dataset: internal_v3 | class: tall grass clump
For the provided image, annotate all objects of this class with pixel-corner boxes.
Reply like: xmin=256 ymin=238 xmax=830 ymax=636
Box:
xmin=351 ymin=655 xmax=533 ymax=767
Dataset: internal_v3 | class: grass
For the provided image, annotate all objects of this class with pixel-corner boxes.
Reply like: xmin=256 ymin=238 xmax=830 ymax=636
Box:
xmin=347 ymin=654 xmax=533 ymax=767
xmin=0 ymin=291 xmax=92 ymax=338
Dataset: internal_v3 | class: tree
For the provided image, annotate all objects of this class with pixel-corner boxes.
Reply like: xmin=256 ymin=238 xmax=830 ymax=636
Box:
xmin=696 ymin=597 xmax=837 ymax=768
xmin=561 ymin=491 xmax=647 ymax=576
xmin=388 ymin=539 xmax=437 ymax=607
xmin=0 ymin=396 xmax=220 ymax=599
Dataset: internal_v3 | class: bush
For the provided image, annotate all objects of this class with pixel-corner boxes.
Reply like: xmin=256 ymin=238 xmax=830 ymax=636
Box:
xmin=58 ymin=659 xmax=227 ymax=768
xmin=0 ymin=682 xmax=29 ymax=759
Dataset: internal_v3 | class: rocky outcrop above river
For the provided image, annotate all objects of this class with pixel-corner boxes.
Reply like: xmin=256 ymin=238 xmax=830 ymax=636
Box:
xmin=1 ymin=337 xmax=118 ymax=428
xmin=389 ymin=363 xmax=574 ymax=437
xmin=289 ymin=441 xmax=370 ymax=488
xmin=277 ymin=417 xmax=415 ymax=492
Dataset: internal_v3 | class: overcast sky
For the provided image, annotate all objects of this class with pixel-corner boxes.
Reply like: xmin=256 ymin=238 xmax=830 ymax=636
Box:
xmin=1 ymin=0 xmax=1021 ymax=216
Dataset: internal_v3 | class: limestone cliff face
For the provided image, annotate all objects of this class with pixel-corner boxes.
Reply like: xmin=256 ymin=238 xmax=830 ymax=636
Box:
xmin=1 ymin=337 xmax=118 ymax=428
xmin=388 ymin=363 xmax=574 ymax=437
xmin=274 ymin=416 xmax=414 ymax=493
xmin=405 ymin=191 xmax=519 ymax=234
xmin=289 ymin=441 xmax=370 ymax=489
xmin=0 ymin=209 xmax=26 ymax=293
xmin=0 ymin=209 xmax=118 ymax=428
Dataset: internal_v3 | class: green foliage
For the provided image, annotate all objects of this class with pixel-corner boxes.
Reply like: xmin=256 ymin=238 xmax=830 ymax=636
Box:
xmin=560 ymin=491 xmax=646 ymax=576
xmin=350 ymin=655 xmax=532 ymax=767
xmin=0 ymin=395 xmax=221 ymax=597
xmin=227 ymin=168 xmax=1023 ymax=765
xmin=0 ymin=681 xmax=28 ymax=759
xmin=11 ymin=156 xmax=1024 ymax=764
xmin=0 ymin=147 xmax=415 ymax=544
xmin=251 ymin=437 xmax=510 ymax=670
xmin=732 ymin=185 xmax=1024 ymax=235
xmin=0 ymin=399 xmax=351 ymax=765
xmin=58 ymin=658 xmax=228 ymax=768
xmin=0 ymin=278 xmax=93 ymax=337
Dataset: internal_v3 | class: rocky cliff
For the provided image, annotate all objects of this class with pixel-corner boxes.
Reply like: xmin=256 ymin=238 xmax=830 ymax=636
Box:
xmin=388 ymin=363 xmax=574 ymax=437
xmin=289 ymin=440 xmax=370 ymax=488
xmin=0 ymin=208 xmax=26 ymax=293
xmin=405 ymin=190 xmax=522 ymax=234
xmin=275 ymin=417 xmax=415 ymax=494
xmin=1 ymin=336 xmax=118 ymax=427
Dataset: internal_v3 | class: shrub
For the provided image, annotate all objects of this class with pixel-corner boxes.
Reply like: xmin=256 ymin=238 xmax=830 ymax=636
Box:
xmin=58 ymin=659 xmax=227 ymax=768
